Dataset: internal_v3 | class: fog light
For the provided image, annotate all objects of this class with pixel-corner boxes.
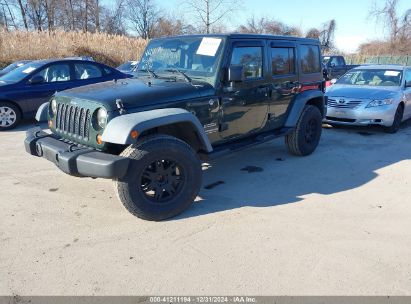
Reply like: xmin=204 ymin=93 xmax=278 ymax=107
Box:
xmin=96 ymin=134 xmax=103 ymax=145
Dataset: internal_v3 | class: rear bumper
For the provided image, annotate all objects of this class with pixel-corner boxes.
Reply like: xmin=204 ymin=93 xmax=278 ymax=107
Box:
xmin=24 ymin=128 xmax=130 ymax=179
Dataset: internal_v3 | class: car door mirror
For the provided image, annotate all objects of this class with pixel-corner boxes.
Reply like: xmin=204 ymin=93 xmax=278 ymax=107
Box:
xmin=228 ymin=65 xmax=244 ymax=83
xmin=330 ymin=63 xmax=336 ymax=68
xmin=29 ymin=75 xmax=45 ymax=85
xmin=405 ymin=80 xmax=411 ymax=88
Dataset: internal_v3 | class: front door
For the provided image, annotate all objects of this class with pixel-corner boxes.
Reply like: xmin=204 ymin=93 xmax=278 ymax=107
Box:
xmin=220 ymin=41 xmax=270 ymax=140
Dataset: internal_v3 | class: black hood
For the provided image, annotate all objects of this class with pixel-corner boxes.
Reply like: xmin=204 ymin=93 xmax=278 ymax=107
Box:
xmin=56 ymin=78 xmax=216 ymax=111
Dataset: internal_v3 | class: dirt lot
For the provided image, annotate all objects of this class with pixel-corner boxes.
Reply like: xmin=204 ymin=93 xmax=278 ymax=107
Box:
xmin=1 ymin=121 xmax=411 ymax=296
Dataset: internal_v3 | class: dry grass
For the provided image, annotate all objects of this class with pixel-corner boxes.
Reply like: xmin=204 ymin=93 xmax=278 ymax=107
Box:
xmin=0 ymin=30 xmax=148 ymax=67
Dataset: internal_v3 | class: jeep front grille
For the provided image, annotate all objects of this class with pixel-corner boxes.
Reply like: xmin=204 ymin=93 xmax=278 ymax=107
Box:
xmin=56 ymin=103 xmax=91 ymax=140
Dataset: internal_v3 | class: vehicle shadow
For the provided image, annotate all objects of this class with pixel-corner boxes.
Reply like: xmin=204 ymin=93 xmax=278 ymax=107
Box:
xmin=3 ymin=119 xmax=46 ymax=132
xmin=176 ymin=120 xmax=411 ymax=220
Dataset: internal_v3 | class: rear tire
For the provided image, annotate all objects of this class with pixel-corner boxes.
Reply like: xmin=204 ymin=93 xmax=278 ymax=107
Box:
xmin=384 ymin=104 xmax=404 ymax=134
xmin=114 ymin=135 xmax=202 ymax=221
xmin=285 ymin=105 xmax=323 ymax=156
xmin=0 ymin=102 xmax=21 ymax=131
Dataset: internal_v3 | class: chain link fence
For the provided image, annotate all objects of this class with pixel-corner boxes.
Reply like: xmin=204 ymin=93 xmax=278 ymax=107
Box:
xmin=345 ymin=55 xmax=411 ymax=66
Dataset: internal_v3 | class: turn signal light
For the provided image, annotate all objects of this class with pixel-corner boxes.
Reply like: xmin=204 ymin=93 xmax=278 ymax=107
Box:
xmin=48 ymin=120 xmax=53 ymax=128
xmin=130 ymin=130 xmax=139 ymax=139
xmin=96 ymin=134 xmax=103 ymax=145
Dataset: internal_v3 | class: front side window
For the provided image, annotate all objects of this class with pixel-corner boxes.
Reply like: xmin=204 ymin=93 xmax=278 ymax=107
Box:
xmin=301 ymin=45 xmax=321 ymax=74
xmin=74 ymin=63 xmax=103 ymax=80
xmin=337 ymin=69 xmax=403 ymax=87
xmin=34 ymin=64 xmax=71 ymax=82
xmin=231 ymin=47 xmax=263 ymax=79
xmin=271 ymin=47 xmax=295 ymax=76
xmin=138 ymin=36 xmax=225 ymax=86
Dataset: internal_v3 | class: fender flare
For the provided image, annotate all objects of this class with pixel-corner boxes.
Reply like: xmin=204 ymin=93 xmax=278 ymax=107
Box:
xmin=35 ymin=102 xmax=49 ymax=122
xmin=284 ymin=90 xmax=325 ymax=128
xmin=101 ymin=108 xmax=213 ymax=153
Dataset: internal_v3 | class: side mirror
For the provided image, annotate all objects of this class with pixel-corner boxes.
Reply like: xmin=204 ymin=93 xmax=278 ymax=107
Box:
xmin=330 ymin=63 xmax=336 ymax=68
xmin=406 ymin=81 xmax=411 ymax=88
xmin=228 ymin=65 xmax=244 ymax=83
xmin=29 ymin=75 xmax=45 ymax=85
xmin=330 ymin=78 xmax=337 ymax=85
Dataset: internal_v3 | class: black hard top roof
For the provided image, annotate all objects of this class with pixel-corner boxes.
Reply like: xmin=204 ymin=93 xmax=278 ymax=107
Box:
xmin=153 ymin=33 xmax=320 ymax=44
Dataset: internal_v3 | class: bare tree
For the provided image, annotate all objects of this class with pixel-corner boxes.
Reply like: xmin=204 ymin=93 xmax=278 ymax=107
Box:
xmin=237 ymin=16 xmax=302 ymax=37
xmin=125 ymin=0 xmax=159 ymax=39
xmin=370 ymin=0 xmax=411 ymax=47
xmin=184 ymin=0 xmax=239 ymax=34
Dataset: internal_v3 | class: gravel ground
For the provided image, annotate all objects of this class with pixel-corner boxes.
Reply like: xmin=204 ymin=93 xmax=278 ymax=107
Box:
xmin=1 ymin=120 xmax=411 ymax=295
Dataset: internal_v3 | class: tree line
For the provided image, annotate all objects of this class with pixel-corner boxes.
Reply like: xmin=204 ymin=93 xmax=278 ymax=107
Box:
xmin=0 ymin=0 xmax=337 ymax=51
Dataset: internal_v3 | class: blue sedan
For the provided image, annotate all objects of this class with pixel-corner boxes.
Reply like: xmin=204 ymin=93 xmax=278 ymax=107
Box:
xmin=0 ymin=59 xmax=130 ymax=130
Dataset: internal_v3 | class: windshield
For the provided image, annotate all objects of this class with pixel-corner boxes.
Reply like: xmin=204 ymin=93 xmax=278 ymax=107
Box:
xmin=1 ymin=61 xmax=29 ymax=74
xmin=323 ymin=56 xmax=331 ymax=64
xmin=118 ymin=61 xmax=138 ymax=71
xmin=0 ymin=61 xmax=44 ymax=84
xmin=137 ymin=36 xmax=225 ymax=86
xmin=337 ymin=69 xmax=403 ymax=87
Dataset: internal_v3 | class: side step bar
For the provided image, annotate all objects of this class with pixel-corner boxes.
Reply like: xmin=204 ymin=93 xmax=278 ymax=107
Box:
xmin=204 ymin=127 xmax=294 ymax=160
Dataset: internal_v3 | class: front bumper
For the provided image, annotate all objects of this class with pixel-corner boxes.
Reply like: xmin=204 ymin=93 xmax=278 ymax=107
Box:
xmin=324 ymin=104 xmax=397 ymax=127
xmin=25 ymin=128 xmax=130 ymax=179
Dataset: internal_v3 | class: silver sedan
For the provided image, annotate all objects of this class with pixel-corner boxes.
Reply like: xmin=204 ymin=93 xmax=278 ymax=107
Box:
xmin=324 ymin=65 xmax=411 ymax=133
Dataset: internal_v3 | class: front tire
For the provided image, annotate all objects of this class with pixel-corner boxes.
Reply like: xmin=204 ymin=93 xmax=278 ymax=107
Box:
xmin=0 ymin=102 xmax=21 ymax=131
xmin=285 ymin=105 xmax=323 ymax=156
xmin=114 ymin=135 xmax=202 ymax=221
xmin=384 ymin=104 xmax=404 ymax=134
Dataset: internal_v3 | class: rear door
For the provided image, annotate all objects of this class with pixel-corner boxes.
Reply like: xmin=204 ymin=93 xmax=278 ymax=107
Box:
xmin=220 ymin=40 xmax=270 ymax=140
xmin=267 ymin=41 xmax=299 ymax=129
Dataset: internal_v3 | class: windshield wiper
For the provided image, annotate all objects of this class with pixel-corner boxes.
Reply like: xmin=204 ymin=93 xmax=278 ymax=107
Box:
xmin=164 ymin=68 xmax=192 ymax=83
xmin=138 ymin=69 xmax=158 ymax=79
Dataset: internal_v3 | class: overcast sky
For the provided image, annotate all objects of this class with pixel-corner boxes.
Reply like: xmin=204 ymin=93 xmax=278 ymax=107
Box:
xmin=109 ymin=0 xmax=410 ymax=53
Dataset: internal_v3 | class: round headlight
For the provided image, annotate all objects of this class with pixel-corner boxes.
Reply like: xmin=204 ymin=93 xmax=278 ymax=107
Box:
xmin=51 ymin=99 xmax=57 ymax=116
xmin=96 ymin=107 xmax=108 ymax=129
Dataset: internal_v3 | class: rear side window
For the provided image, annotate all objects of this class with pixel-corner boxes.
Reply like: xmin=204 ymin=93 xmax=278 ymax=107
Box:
xmin=74 ymin=63 xmax=103 ymax=80
xmin=230 ymin=47 xmax=263 ymax=79
xmin=271 ymin=47 xmax=295 ymax=76
xmin=300 ymin=45 xmax=321 ymax=74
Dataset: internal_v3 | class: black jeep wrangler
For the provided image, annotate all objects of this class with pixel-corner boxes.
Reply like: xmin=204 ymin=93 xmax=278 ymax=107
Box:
xmin=25 ymin=34 xmax=326 ymax=221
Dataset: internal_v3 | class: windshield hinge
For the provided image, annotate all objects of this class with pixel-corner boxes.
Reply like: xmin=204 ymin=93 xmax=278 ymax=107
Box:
xmin=116 ymin=99 xmax=126 ymax=115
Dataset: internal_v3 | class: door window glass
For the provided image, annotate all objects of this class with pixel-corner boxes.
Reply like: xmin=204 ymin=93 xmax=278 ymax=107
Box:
xmin=74 ymin=63 xmax=103 ymax=80
xmin=33 ymin=64 xmax=71 ymax=82
xmin=231 ymin=47 xmax=263 ymax=79
xmin=300 ymin=45 xmax=321 ymax=74
xmin=271 ymin=47 xmax=295 ymax=75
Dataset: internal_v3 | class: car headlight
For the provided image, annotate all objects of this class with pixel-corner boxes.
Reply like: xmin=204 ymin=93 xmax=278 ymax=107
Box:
xmin=50 ymin=99 xmax=57 ymax=116
xmin=366 ymin=99 xmax=393 ymax=108
xmin=96 ymin=107 xmax=108 ymax=129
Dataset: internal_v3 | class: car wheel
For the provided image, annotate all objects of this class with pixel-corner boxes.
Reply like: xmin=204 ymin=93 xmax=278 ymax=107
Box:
xmin=285 ymin=105 xmax=323 ymax=156
xmin=384 ymin=104 xmax=404 ymax=134
xmin=0 ymin=102 xmax=21 ymax=131
xmin=114 ymin=135 xmax=202 ymax=221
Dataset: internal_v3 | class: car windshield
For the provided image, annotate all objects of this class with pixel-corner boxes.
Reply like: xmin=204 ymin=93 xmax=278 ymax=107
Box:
xmin=0 ymin=61 xmax=44 ymax=84
xmin=137 ymin=36 xmax=225 ymax=86
xmin=323 ymin=56 xmax=331 ymax=64
xmin=1 ymin=61 xmax=29 ymax=74
xmin=337 ymin=69 xmax=403 ymax=87
xmin=118 ymin=61 xmax=138 ymax=71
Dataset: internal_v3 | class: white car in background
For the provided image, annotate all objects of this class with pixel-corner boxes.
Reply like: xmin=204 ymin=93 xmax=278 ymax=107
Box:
xmin=325 ymin=65 xmax=411 ymax=133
